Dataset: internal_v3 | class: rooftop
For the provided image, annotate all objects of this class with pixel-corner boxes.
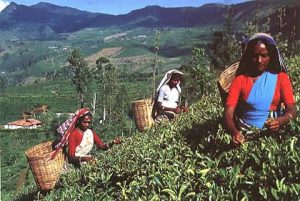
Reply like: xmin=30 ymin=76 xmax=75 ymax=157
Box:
xmin=7 ymin=119 xmax=42 ymax=127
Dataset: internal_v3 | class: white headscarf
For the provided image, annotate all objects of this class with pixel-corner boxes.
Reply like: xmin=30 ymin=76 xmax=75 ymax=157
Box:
xmin=156 ymin=69 xmax=183 ymax=93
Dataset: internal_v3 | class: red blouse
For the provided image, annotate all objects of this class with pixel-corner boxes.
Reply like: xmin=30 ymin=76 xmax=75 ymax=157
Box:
xmin=226 ymin=72 xmax=295 ymax=111
xmin=68 ymin=128 xmax=107 ymax=157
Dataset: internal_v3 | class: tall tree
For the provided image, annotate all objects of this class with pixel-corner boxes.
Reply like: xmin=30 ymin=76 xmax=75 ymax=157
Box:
xmin=67 ymin=49 xmax=90 ymax=108
xmin=243 ymin=0 xmax=270 ymax=38
xmin=152 ymin=30 xmax=160 ymax=97
xmin=181 ymin=48 xmax=214 ymax=102
xmin=0 ymin=76 xmax=6 ymax=95
xmin=209 ymin=5 xmax=239 ymax=69
xmin=288 ymin=6 xmax=297 ymax=57
xmin=94 ymin=57 xmax=119 ymax=123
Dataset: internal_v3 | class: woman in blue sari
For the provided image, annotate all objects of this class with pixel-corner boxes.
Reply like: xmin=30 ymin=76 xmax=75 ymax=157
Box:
xmin=224 ymin=33 xmax=297 ymax=145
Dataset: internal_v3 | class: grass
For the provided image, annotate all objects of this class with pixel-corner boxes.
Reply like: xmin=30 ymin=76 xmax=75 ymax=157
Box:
xmin=0 ymin=79 xmax=78 ymax=124
xmin=0 ymin=129 xmax=54 ymax=195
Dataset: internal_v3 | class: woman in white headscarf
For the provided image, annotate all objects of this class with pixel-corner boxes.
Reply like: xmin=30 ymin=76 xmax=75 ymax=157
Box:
xmin=152 ymin=69 xmax=188 ymax=122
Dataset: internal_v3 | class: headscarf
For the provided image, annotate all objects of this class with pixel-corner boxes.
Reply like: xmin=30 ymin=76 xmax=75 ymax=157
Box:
xmin=237 ymin=33 xmax=287 ymax=75
xmin=50 ymin=108 xmax=91 ymax=159
xmin=156 ymin=69 xmax=183 ymax=93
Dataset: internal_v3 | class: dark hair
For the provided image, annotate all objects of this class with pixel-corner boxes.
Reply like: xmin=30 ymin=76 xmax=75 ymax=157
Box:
xmin=76 ymin=112 xmax=92 ymax=127
xmin=170 ymin=73 xmax=182 ymax=80
xmin=237 ymin=38 xmax=280 ymax=76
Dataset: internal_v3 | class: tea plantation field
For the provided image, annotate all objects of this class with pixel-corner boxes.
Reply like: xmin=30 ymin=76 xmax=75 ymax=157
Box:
xmin=6 ymin=56 xmax=299 ymax=200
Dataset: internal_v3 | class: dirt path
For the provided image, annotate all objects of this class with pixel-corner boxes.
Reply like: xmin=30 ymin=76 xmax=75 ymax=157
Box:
xmin=16 ymin=167 xmax=29 ymax=192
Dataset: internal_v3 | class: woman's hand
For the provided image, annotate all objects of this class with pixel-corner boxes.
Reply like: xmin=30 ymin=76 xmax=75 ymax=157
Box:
xmin=225 ymin=106 xmax=244 ymax=145
xmin=174 ymin=106 xmax=181 ymax=114
xmin=89 ymin=158 xmax=96 ymax=164
xmin=232 ymin=132 xmax=245 ymax=145
xmin=113 ymin=137 xmax=122 ymax=145
xmin=80 ymin=156 xmax=94 ymax=163
xmin=180 ymin=106 xmax=189 ymax=113
xmin=265 ymin=118 xmax=280 ymax=132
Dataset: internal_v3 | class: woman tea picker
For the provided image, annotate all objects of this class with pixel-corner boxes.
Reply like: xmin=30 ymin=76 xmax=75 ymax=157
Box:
xmin=152 ymin=69 xmax=188 ymax=123
xmin=52 ymin=108 xmax=121 ymax=172
xmin=224 ymin=33 xmax=297 ymax=145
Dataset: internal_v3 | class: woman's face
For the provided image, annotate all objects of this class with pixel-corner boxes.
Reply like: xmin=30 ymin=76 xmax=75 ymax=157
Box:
xmin=169 ymin=74 xmax=181 ymax=88
xmin=79 ymin=115 xmax=92 ymax=131
xmin=251 ymin=42 xmax=270 ymax=73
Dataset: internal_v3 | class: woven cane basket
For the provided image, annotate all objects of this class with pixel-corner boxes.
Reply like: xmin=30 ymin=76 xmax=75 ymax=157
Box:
xmin=132 ymin=98 xmax=154 ymax=132
xmin=25 ymin=141 xmax=64 ymax=191
xmin=218 ymin=62 xmax=239 ymax=105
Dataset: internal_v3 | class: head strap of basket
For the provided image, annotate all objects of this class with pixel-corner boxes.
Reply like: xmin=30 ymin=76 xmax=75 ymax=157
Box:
xmin=50 ymin=108 xmax=91 ymax=159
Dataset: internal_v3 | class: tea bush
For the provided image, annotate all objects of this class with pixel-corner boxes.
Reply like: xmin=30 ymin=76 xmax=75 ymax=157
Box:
xmin=14 ymin=55 xmax=300 ymax=200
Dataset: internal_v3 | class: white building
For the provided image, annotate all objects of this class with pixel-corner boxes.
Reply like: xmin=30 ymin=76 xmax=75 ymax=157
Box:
xmin=4 ymin=119 xmax=42 ymax=129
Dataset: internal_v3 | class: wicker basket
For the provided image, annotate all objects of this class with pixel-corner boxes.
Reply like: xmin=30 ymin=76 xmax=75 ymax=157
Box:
xmin=132 ymin=98 xmax=154 ymax=132
xmin=25 ymin=141 xmax=64 ymax=191
xmin=218 ymin=62 xmax=239 ymax=105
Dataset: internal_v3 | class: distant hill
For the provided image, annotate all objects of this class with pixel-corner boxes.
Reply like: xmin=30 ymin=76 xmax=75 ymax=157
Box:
xmin=0 ymin=2 xmax=112 ymax=34
xmin=0 ymin=1 xmax=299 ymax=39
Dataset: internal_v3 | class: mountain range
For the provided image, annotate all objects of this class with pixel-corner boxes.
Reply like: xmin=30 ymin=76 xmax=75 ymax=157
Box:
xmin=0 ymin=1 xmax=299 ymax=39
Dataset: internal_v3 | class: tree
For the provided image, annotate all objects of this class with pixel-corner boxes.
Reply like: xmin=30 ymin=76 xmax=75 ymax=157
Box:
xmin=94 ymin=57 xmax=119 ymax=123
xmin=287 ymin=5 xmax=298 ymax=57
xmin=0 ymin=76 xmax=6 ymax=94
xmin=209 ymin=5 xmax=239 ymax=70
xmin=243 ymin=0 xmax=270 ymax=40
xmin=152 ymin=30 xmax=160 ymax=97
xmin=3 ymin=52 xmax=9 ymax=62
xmin=181 ymin=48 xmax=215 ymax=102
xmin=67 ymin=49 xmax=90 ymax=108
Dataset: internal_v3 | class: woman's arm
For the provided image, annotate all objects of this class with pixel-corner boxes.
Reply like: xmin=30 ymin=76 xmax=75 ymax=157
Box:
xmin=265 ymin=103 xmax=297 ymax=132
xmin=266 ymin=74 xmax=297 ymax=132
xmin=224 ymin=106 xmax=244 ymax=145
xmin=157 ymin=101 xmax=181 ymax=114
xmin=93 ymin=132 xmax=110 ymax=150
xmin=71 ymin=156 xmax=93 ymax=163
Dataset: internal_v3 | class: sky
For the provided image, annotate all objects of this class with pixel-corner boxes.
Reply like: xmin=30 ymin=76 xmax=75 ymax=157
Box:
xmin=0 ymin=0 xmax=250 ymax=15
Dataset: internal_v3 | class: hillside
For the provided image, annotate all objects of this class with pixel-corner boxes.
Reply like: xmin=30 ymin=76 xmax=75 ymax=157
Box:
xmin=0 ymin=0 xmax=300 ymax=85
xmin=9 ymin=55 xmax=300 ymax=200
xmin=1 ymin=1 xmax=300 ymax=200
xmin=1 ymin=1 xmax=300 ymax=38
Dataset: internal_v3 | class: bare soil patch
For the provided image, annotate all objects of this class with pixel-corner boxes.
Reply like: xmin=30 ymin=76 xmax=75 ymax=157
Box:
xmin=86 ymin=47 xmax=123 ymax=66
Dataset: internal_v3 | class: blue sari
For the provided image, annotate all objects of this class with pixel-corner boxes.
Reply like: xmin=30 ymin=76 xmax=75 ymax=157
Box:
xmin=241 ymin=71 xmax=277 ymax=128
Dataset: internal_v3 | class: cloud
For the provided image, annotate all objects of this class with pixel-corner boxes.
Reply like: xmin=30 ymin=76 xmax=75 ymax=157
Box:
xmin=0 ymin=0 xmax=9 ymax=12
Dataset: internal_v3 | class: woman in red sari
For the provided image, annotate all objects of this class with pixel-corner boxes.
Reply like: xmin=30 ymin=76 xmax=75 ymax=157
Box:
xmin=55 ymin=108 xmax=121 ymax=170
xmin=224 ymin=33 xmax=297 ymax=145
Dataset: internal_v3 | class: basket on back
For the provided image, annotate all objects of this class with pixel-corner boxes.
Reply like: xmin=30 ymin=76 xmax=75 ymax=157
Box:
xmin=25 ymin=141 xmax=64 ymax=191
xmin=132 ymin=98 xmax=154 ymax=132
xmin=218 ymin=62 xmax=239 ymax=106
